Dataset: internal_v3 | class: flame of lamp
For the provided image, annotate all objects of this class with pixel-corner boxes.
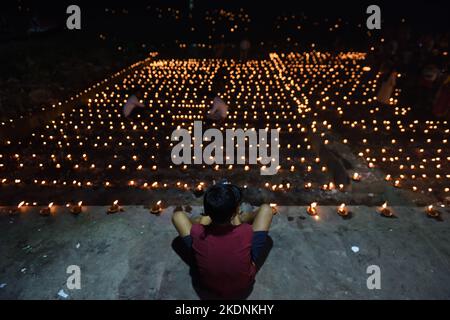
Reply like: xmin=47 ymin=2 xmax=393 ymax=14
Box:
xmin=71 ymin=201 xmax=83 ymax=214
xmin=307 ymin=202 xmax=318 ymax=216
xmin=151 ymin=201 xmax=162 ymax=215
xmin=380 ymin=202 xmax=392 ymax=217
xmin=40 ymin=203 xmax=53 ymax=216
xmin=337 ymin=204 xmax=348 ymax=216
xmin=108 ymin=200 xmax=120 ymax=214
xmin=426 ymin=205 xmax=439 ymax=218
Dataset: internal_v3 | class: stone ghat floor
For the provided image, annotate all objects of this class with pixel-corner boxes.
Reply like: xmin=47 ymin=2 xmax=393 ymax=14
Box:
xmin=0 ymin=205 xmax=449 ymax=300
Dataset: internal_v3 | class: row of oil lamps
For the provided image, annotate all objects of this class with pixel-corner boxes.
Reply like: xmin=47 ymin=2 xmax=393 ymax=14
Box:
xmin=305 ymin=201 xmax=442 ymax=220
xmin=2 ymin=200 xmax=442 ymax=220
xmin=5 ymin=200 xmax=164 ymax=216
xmin=1 ymin=170 xmax=446 ymax=193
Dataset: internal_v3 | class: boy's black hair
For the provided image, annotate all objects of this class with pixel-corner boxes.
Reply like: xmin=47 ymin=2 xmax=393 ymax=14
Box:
xmin=204 ymin=183 xmax=241 ymax=224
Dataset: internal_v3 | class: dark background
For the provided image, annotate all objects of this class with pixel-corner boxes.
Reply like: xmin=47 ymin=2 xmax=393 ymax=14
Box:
xmin=2 ymin=0 xmax=449 ymax=44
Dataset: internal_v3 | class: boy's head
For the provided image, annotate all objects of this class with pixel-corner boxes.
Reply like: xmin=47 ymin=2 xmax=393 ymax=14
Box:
xmin=204 ymin=183 xmax=241 ymax=224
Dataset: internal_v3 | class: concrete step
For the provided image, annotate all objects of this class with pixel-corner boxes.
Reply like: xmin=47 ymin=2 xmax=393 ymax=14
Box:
xmin=0 ymin=205 xmax=449 ymax=299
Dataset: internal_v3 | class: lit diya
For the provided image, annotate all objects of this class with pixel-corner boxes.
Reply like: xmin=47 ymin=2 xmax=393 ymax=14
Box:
xmin=8 ymin=201 xmax=25 ymax=214
xmin=426 ymin=205 xmax=441 ymax=219
xmin=193 ymin=184 xmax=205 ymax=198
xmin=150 ymin=200 xmax=163 ymax=215
xmin=352 ymin=172 xmax=361 ymax=182
xmin=379 ymin=202 xmax=394 ymax=218
xmin=337 ymin=203 xmax=349 ymax=217
xmin=307 ymin=202 xmax=318 ymax=216
xmin=40 ymin=202 xmax=54 ymax=216
xmin=70 ymin=201 xmax=83 ymax=215
xmin=269 ymin=203 xmax=278 ymax=215
xmin=107 ymin=200 xmax=122 ymax=214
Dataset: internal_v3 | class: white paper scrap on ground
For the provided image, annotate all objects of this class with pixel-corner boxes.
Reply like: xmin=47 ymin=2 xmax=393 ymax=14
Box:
xmin=351 ymin=246 xmax=360 ymax=253
xmin=58 ymin=289 xmax=69 ymax=299
xmin=0 ymin=283 xmax=6 ymax=288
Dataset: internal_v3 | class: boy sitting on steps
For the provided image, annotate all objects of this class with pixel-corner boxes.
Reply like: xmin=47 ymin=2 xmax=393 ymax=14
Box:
xmin=172 ymin=183 xmax=276 ymax=299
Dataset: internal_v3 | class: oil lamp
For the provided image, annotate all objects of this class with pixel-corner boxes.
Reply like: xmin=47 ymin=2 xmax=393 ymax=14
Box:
xmin=40 ymin=202 xmax=54 ymax=216
xmin=352 ymin=172 xmax=361 ymax=181
xmin=150 ymin=200 xmax=163 ymax=215
xmin=307 ymin=202 xmax=318 ymax=216
xmin=107 ymin=200 xmax=122 ymax=214
xmin=8 ymin=201 xmax=25 ymax=214
xmin=337 ymin=203 xmax=348 ymax=217
xmin=17 ymin=201 xmax=25 ymax=209
xmin=70 ymin=201 xmax=83 ymax=215
xmin=269 ymin=203 xmax=278 ymax=214
xmin=193 ymin=184 xmax=205 ymax=198
xmin=379 ymin=202 xmax=393 ymax=217
xmin=426 ymin=205 xmax=440 ymax=219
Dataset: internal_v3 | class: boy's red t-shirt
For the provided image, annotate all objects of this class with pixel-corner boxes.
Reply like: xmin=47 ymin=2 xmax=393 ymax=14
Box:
xmin=190 ymin=223 xmax=256 ymax=298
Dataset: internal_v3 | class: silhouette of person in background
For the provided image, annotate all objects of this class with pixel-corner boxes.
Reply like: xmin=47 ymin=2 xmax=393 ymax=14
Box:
xmin=123 ymin=90 xmax=146 ymax=119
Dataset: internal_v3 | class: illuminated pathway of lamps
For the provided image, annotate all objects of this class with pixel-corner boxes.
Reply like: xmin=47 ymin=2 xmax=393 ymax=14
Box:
xmin=1 ymin=50 xmax=448 ymax=204
xmin=150 ymin=200 xmax=163 ymax=215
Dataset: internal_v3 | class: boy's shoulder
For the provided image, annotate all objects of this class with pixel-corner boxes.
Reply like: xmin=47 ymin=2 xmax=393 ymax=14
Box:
xmin=191 ymin=222 xmax=252 ymax=237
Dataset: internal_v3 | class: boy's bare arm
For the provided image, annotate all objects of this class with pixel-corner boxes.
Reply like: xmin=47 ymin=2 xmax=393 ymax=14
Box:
xmin=173 ymin=206 xmax=211 ymax=226
xmin=192 ymin=215 xmax=212 ymax=226
xmin=172 ymin=210 xmax=192 ymax=237
xmin=240 ymin=204 xmax=276 ymax=223
xmin=253 ymin=204 xmax=275 ymax=232
xmin=240 ymin=204 xmax=276 ymax=232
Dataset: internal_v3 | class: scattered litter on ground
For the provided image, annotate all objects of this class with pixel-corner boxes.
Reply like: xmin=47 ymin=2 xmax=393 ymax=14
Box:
xmin=351 ymin=246 xmax=360 ymax=253
xmin=57 ymin=289 xmax=69 ymax=299
xmin=0 ymin=283 xmax=7 ymax=288
xmin=76 ymin=243 xmax=80 ymax=249
xmin=20 ymin=268 xmax=26 ymax=273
